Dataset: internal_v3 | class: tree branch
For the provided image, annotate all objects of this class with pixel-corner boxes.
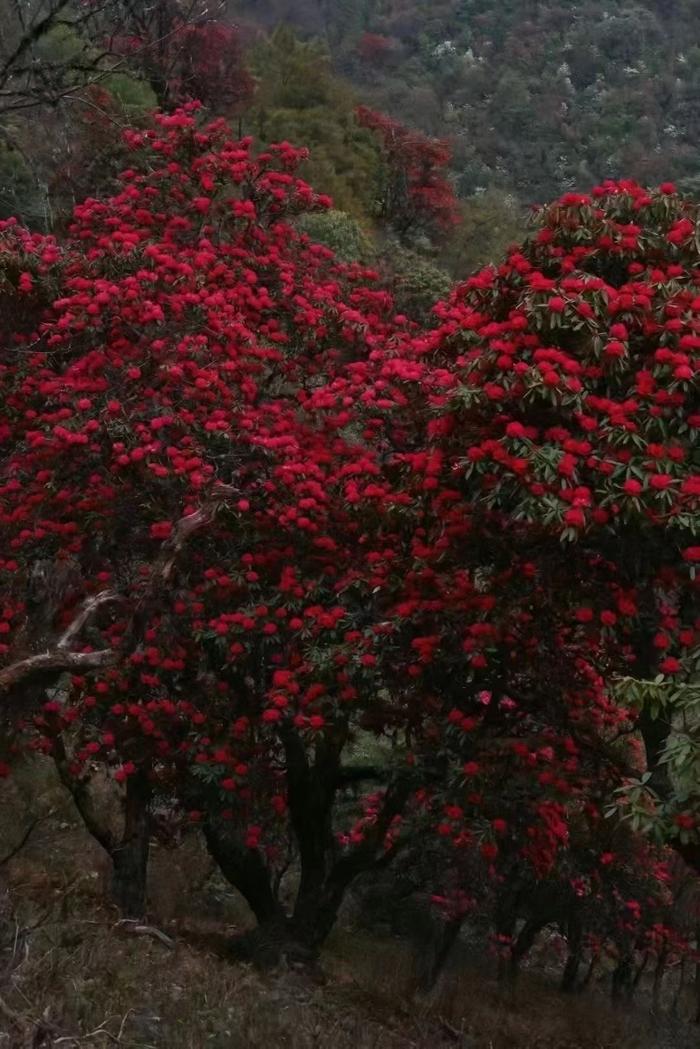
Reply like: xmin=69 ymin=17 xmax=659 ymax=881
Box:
xmin=57 ymin=590 xmax=121 ymax=651
xmin=0 ymin=0 xmax=73 ymax=88
xmin=0 ymin=646 xmax=116 ymax=694
xmin=0 ymin=485 xmax=235 ymax=702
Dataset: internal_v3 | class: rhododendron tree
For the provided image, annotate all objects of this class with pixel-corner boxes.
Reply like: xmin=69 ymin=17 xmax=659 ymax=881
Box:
xmin=356 ymin=33 xmax=398 ymax=65
xmin=487 ymin=819 xmax=692 ymax=995
xmin=0 ymin=105 xmax=420 ymax=936
xmin=0 ymin=1 xmax=253 ymax=118
xmin=328 ymin=179 xmax=700 ymax=897
xmin=2 ymin=109 xmax=700 ymax=970
xmin=174 ymin=21 xmax=255 ymax=112
xmin=105 ymin=2 xmax=255 ymax=111
xmin=356 ymin=106 xmax=460 ymax=240
xmin=430 ymin=182 xmax=700 ymax=869
xmin=301 ymin=177 xmax=700 ymax=986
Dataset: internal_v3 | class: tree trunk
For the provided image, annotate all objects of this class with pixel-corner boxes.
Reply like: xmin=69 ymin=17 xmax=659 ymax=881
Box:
xmin=672 ymin=954 xmax=687 ymax=1016
xmin=416 ymin=915 xmax=464 ymax=992
xmin=561 ymin=945 xmax=582 ymax=992
xmin=652 ymin=947 xmax=668 ymax=1014
xmin=632 ymin=950 xmax=650 ymax=993
xmin=582 ymin=952 xmax=598 ymax=988
xmin=561 ymin=911 xmax=583 ymax=992
xmin=201 ymin=726 xmax=411 ymax=968
xmin=506 ymin=917 xmax=546 ymax=983
xmin=203 ymin=821 xmax=281 ymax=928
xmin=203 ymin=817 xmax=345 ymax=966
xmin=109 ymin=770 xmax=151 ymax=919
xmin=53 ymin=741 xmax=151 ymax=917
xmin=612 ymin=948 xmax=634 ymax=1002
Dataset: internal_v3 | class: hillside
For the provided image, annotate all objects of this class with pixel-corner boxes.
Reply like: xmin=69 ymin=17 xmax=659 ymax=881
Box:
xmin=229 ymin=0 xmax=700 ymax=204
xmin=2 ymin=7 xmax=700 ymax=1046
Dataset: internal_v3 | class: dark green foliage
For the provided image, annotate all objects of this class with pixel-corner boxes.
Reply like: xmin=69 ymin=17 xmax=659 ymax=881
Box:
xmin=232 ymin=0 xmax=700 ymax=206
xmin=245 ymin=26 xmax=381 ymax=217
xmin=296 ymin=209 xmax=375 ymax=262
xmin=380 ymin=244 xmax=451 ymax=321
xmin=0 ymin=140 xmax=46 ymax=227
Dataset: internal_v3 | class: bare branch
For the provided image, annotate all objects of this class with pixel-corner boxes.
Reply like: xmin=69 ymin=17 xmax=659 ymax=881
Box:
xmin=0 ymin=487 xmax=235 ymax=703
xmin=0 ymin=646 xmax=116 ymax=694
xmin=154 ymin=484 xmax=238 ymax=585
xmin=115 ymin=918 xmax=175 ymax=948
xmin=57 ymin=590 xmax=121 ymax=651
xmin=0 ymin=0 xmax=73 ymax=89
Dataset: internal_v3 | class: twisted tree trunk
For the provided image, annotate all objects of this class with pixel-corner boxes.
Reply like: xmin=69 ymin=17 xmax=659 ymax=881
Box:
xmin=110 ymin=769 xmax=152 ymax=919
xmin=203 ymin=725 xmax=411 ymax=966
xmin=54 ymin=739 xmax=151 ymax=918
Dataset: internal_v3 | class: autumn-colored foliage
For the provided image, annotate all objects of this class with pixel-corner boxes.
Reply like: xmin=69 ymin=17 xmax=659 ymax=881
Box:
xmin=356 ymin=105 xmax=460 ymax=238
xmin=107 ymin=4 xmax=255 ymax=110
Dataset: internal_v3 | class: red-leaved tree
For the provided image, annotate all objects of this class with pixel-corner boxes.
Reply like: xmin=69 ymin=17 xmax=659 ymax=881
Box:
xmin=356 ymin=105 xmax=460 ymax=240
xmin=106 ymin=2 xmax=255 ymax=111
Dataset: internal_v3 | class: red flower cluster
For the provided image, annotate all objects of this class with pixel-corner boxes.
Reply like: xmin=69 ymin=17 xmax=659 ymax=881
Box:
xmin=1 ymin=113 xmax=697 ymax=955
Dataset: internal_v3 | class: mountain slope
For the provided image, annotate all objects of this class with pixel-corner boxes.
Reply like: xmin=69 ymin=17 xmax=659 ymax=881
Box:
xmin=230 ymin=0 xmax=700 ymax=203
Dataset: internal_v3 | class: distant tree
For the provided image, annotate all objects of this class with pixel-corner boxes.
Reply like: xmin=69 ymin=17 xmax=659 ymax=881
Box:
xmin=0 ymin=1 xmax=253 ymax=116
xmin=0 ymin=1 xmax=254 ymax=227
xmin=443 ymin=190 xmax=525 ymax=278
xmin=296 ymin=208 xmax=375 ymax=262
xmin=247 ymin=27 xmax=380 ymax=217
xmin=356 ymin=32 xmax=397 ymax=65
xmin=380 ymin=244 xmax=452 ymax=321
xmin=251 ymin=25 xmax=334 ymax=112
xmin=356 ymin=104 xmax=460 ymax=240
xmin=105 ymin=1 xmax=255 ymax=111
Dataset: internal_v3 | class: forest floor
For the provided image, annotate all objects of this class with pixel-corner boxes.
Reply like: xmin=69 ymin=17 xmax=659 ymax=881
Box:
xmin=0 ymin=762 xmax=697 ymax=1049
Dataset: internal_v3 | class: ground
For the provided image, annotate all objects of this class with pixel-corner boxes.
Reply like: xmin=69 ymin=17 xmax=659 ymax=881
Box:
xmin=0 ymin=761 xmax=696 ymax=1048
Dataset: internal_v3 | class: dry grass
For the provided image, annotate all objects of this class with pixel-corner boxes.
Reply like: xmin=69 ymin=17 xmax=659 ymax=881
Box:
xmin=324 ymin=928 xmax=678 ymax=1049
xmin=0 ymin=762 xmax=697 ymax=1049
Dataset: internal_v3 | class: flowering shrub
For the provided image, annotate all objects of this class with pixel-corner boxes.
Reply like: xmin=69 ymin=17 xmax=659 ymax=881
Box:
xmin=1 ymin=123 xmax=698 ymax=966
xmin=0 ymin=105 xmax=414 ymax=933
xmin=309 ymin=178 xmax=700 ymax=945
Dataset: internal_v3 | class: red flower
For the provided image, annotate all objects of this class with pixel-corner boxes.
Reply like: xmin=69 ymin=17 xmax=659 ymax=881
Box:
xmin=564 ymin=507 xmax=586 ymax=528
xmin=673 ymin=812 xmax=695 ymax=830
xmin=150 ymin=521 xmax=173 ymax=540
xmin=649 ymin=474 xmax=673 ymax=491
xmin=114 ymin=761 xmax=136 ymax=783
xmin=547 ymin=297 xmax=566 ymax=313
